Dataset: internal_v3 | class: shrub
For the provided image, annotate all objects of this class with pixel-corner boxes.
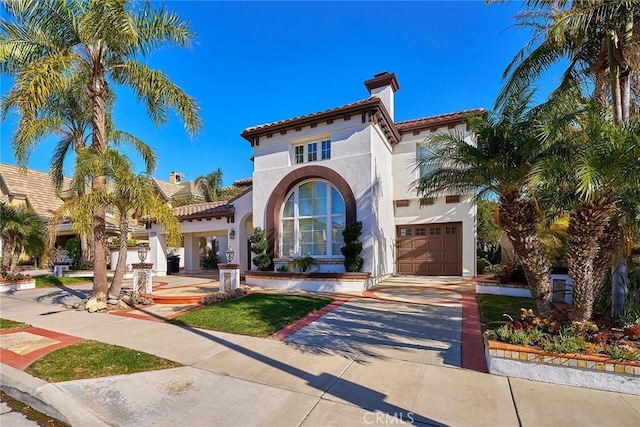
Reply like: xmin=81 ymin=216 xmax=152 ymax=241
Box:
xmin=341 ymin=221 xmax=364 ymax=272
xmin=292 ymin=255 xmax=317 ymax=272
xmin=0 ymin=271 xmax=31 ymax=282
xmin=249 ymin=227 xmax=271 ymax=271
xmin=276 ymin=264 xmax=290 ymax=272
xmin=201 ymin=286 xmax=249 ymax=305
xmin=477 ymin=258 xmax=487 ymax=274
xmin=201 ymin=247 xmax=219 ymax=269
xmin=65 ymin=238 xmax=82 ymax=265
xmin=541 ymin=330 xmax=586 ymax=354
xmin=494 ymin=264 xmax=527 ymax=284
xmin=485 ymin=324 xmax=542 ymax=346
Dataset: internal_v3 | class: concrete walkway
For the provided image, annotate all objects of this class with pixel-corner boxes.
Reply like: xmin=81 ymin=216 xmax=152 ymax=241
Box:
xmin=1 ymin=281 xmax=640 ymax=426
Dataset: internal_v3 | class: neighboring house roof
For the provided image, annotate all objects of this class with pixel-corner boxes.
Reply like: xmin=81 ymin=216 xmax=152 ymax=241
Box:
xmin=0 ymin=163 xmax=70 ymax=218
xmin=152 ymin=178 xmax=203 ymax=201
xmin=241 ymin=97 xmax=400 ymax=145
xmin=233 ymin=177 xmax=253 ymax=187
xmin=152 ymin=178 xmax=185 ymax=200
xmin=396 ymin=109 xmax=485 ymax=134
xmin=173 ymin=200 xmax=234 ymax=221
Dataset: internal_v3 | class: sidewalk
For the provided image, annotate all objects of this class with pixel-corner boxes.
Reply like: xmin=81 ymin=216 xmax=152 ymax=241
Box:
xmin=1 ymin=287 xmax=640 ymax=426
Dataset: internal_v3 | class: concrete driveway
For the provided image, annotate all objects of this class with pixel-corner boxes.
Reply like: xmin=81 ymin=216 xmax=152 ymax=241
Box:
xmin=285 ymin=298 xmax=462 ymax=367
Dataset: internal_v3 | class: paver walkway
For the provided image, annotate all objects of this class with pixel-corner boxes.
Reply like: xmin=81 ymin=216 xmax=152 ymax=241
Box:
xmin=1 ymin=278 xmax=640 ymax=426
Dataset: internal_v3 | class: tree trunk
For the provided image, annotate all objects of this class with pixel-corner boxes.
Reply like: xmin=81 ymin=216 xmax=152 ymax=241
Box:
xmin=607 ymin=32 xmax=623 ymax=125
xmin=499 ymin=196 xmax=551 ymax=312
xmin=80 ymin=232 xmax=89 ymax=263
xmin=567 ymin=201 xmax=616 ymax=322
xmin=108 ymin=213 xmax=129 ymax=297
xmin=89 ymin=71 xmax=108 ymax=301
xmin=10 ymin=244 xmax=20 ymax=272
xmin=2 ymin=239 xmax=12 ymax=269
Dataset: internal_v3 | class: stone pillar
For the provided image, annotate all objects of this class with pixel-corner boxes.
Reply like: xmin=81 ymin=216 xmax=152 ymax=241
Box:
xmin=132 ymin=262 xmax=153 ymax=294
xmin=53 ymin=262 xmax=70 ymax=278
xmin=218 ymin=263 xmax=240 ymax=292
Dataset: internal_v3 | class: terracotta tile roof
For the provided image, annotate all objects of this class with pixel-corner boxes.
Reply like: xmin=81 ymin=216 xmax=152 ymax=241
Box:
xmin=396 ymin=108 xmax=485 ymax=134
xmin=0 ymin=163 xmax=70 ymax=217
xmin=241 ymin=97 xmax=403 ymax=144
xmin=233 ymin=177 xmax=253 ymax=187
xmin=173 ymin=200 xmax=234 ymax=220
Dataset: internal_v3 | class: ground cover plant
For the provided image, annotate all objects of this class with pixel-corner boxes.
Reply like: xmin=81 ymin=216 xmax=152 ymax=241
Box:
xmin=0 ymin=318 xmax=30 ymax=330
xmin=26 ymin=341 xmax=181 ymax=382
xmin=480 ymin=295 xmax=640 ymax=361
xmin=35 ymin=275 xmax=93 ymax=288
xmin=171 ymin=293 xmax=332 ymax=337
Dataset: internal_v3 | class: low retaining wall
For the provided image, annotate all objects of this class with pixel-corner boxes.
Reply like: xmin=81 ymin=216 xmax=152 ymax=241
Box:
xmin=244 ymin=271 xmax=371 ymax=293
xmin=0 ymin=280 xmax=36 ymax=292
xmin=476 ymin=281 xmax=532 ymax=298
xmin=485 ymin=339 xmax=640 ymax=395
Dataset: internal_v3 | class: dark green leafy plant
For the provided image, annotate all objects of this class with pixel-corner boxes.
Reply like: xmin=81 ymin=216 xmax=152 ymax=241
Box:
xmin=341 ymin=221 xmax=364 ymax=272
xmin=65 ymin=238 xmax=82 ymax=265
xmin=292 ymin=255 xmax=317 ymax=272
xmin=250 ymin=227 xmax=271 ymax=271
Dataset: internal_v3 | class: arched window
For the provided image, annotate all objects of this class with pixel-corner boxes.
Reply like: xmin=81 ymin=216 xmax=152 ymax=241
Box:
xmin=280 ymin=180 xmax=346 ymax=258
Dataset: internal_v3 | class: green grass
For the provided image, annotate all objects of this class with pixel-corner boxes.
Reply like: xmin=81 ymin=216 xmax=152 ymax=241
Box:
xmin=476 ymin=294 xmax=537 ymax=331
xmin=171 ymin=293 xmax=333 ymax=337
xmin=0 ymin=318 xmax=30 ymax=330
xmin=25 ymin=341 xmax=181 ymax=382
xmin=35 ymin=275 xmax=93 ymax=287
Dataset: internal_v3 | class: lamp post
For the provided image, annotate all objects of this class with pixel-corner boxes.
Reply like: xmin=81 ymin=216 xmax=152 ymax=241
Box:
xmin=137 ymin=244 xmax=148 ymax=262
xmin=225 ymin=246 xmax=235 ymax=263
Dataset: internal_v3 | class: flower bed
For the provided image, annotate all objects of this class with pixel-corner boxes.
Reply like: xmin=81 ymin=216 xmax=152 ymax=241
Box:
xmin=0 ymin=271 xmax=35 ymax=292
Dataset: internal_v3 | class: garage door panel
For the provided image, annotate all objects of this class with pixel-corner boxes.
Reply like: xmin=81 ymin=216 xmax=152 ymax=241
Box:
xmin=396 ymin=223 xmax=461 ymax=276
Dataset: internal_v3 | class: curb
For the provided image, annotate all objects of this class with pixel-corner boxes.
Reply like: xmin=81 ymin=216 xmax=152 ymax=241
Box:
xmin=0 ymin=363 xmax=109 ymax=426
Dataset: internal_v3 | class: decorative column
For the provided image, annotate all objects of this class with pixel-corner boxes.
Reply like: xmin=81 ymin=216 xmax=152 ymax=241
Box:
xmin=53 ymin=262 xmax=70 ymax=278
xmin=132 ymin=263 xmax=154 ymax=294
xmin=218 ymin=246 xmax=239 ymax=292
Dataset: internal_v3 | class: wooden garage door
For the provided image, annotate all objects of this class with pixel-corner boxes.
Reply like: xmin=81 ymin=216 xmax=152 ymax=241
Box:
xmin=396 ymin=223 xmax=462 ymax=276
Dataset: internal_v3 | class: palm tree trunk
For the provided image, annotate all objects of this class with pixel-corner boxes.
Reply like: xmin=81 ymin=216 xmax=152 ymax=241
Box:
xmin=108 ymin=214 xmax=129 ymax=297
xmin=2 ymin=239 xmax=12 ymax=269
xmin=80 ymin=232 xmax=89 ymax=263
xmin=89 ymin=72 xmax=108 ymax=301
xmin=499 ymin=197 xmax=551 ymax=312
xmin=606 ymin=31 xmax=623 ymax=125
xmin=10 ymin=244 xmax=20 ymax=272
xmin=567 ymin=201 xmax=616 ymax=321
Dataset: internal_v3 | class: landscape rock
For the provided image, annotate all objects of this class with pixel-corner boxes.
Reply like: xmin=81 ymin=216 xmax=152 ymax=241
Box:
xmin=86 ymin=297 xmax=107 ymax=313
xmin=107 ymin=298 xmax=119 ymax=305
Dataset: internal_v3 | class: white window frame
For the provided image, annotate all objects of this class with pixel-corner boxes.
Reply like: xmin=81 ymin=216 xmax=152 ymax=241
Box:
xmin=291 ymin=139 xmax=332 ymax=165
xmin=321 ymin=139 xmax=331 ymax=159
xmin=280 ymin=180 xmax=345 ymax=258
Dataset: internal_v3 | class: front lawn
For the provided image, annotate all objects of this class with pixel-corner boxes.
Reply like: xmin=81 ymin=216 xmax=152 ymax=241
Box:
xmin=35 ymin=275 xmax=93 ymax=288
xmin=476 ymin=294 xmax=537 ymax=331
xmin=26 ymin=341 xmax=181 ymax=382
xmin=171 ymin=293 xmax=333 ymax=337
xmin=0 ymin=318 xmax=30 ymax=330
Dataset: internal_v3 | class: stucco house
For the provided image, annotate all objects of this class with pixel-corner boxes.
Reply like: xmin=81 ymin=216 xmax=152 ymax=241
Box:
xmin=148 ymin=72 xmax=481 ymax=290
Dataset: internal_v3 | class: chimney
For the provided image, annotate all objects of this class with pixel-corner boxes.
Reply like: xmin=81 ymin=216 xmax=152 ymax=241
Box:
xmin=169 ymin=171 xmax=183 ymax=184
xmin=364 ymin=71 xmax=400 ymax=121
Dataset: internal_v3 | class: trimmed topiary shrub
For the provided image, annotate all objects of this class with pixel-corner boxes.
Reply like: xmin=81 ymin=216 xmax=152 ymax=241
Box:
xmin=65 ymin=238 xmax=82 ymax=265
xmin=250 ymin=227 xmax=272 ymax=271
xmin=341 ymin=221 xmax=364 ymax=272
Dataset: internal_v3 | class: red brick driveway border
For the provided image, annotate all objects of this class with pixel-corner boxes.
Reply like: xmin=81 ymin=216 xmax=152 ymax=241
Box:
xmin=0 ymin=327 xmax=85 ymax=371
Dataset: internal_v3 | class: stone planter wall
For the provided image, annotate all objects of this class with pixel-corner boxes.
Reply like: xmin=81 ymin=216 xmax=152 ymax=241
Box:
xmin=476 ymin=280 xmax=532 ymax=298
xmin=0 ymin=279 xmax=36 ymax=292
xmin=485 ymin=338 xmax=640 ymax=395
xmin=245 ymin=271 xmax=372 ymax=293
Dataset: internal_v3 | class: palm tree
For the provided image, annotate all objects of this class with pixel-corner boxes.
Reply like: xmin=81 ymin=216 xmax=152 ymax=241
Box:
xmin=50 ymin=148 xmax=181 ymax=298
xmin=416 ymin=90 xmax=553 ymax=312
xmin=494 ymin=0 xmax=639 ymax=124
xmin=531 ymin=102 xmax=640 ymax=320
xmin=0 ymin=204 xmax=45 ymax=272
xmin=195 ymin=168 xmax=224 ymax=202
xmin=2 ymin=73 xmax=157 ymax=263
xmin=0 ymin=0 xmax=201 ymax=301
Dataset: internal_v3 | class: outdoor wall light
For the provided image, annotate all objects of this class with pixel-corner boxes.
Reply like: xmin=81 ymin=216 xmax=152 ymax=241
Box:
xmin=229 ymin=228 xmax=236 ymax=239
xmin=225 ymin=246 xmax=235 ymax=263
xmin=137 ymin=244 xmax=148 ymax=262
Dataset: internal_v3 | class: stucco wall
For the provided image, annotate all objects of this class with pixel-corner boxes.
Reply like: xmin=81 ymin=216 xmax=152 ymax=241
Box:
xmin=392 ymin=123 xmax=477 ymax=277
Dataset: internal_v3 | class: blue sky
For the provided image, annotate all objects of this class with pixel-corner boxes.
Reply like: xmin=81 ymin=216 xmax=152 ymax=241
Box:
xmin=0 ymin=1 xmax=561 ymax=186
